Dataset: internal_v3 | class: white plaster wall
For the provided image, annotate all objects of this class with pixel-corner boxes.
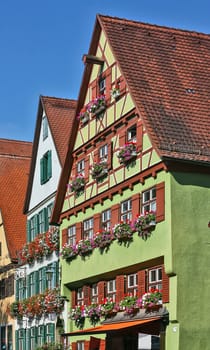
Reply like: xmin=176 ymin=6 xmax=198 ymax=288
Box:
xmin=29 ymin=112 xmax=62 ymax=211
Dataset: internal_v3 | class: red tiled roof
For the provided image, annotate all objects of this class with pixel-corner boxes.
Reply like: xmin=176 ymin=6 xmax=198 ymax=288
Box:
xmin=23 ymin=96 xmax=77 ymax=214
xmin=97 ymin=15 xmax=210 ymax=163
xmin=41 ymin=96 xmax=77 ymax=166
xmin=0 ymin=139 xmax=32 ymax=260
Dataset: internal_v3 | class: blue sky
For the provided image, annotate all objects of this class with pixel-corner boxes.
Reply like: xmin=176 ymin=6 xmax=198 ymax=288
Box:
xmin=0 ymin=0 xmax=209 ymax=142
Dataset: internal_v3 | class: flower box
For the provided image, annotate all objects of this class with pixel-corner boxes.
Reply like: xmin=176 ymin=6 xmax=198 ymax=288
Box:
xmin=94 ymin=230 xmax=114 ymax=251
xmin=90 ymin=161 xmax=108 ymax=180
xmin=88 ymin=95 xmax=106 ymax=116
xmin=117 ymin=142 xmax=137 ymax=164
xmin=68 ymin=174 xmax=85 ymax=195
xmin=133 ymin=211 xmax=156 ymax=240
xmin=111 ymin=87 xmax=121 ymax=99
xmin=77 ymin=239 xmax=95 ymax=256
xmin=113 ymin=221 xmax=134 ymax=244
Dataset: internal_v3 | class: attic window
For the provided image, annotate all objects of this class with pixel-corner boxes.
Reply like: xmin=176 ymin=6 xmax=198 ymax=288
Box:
xmin=43 ymin=116 xmax=48 ymax=140
xmin=185 ymin=88 xmax=195 ymax=94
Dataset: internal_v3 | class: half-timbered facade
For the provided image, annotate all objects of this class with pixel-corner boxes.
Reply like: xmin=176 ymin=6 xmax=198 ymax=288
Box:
xmin=52 ymin=15 xmax=210 ymax=350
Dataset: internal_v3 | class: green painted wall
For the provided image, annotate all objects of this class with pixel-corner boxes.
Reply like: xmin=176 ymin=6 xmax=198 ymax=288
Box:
xmin=169 ymin=171 xmax=210 ymax=350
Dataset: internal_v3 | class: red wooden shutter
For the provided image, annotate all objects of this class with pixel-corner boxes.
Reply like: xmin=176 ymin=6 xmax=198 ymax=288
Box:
xmin=85 ymin=156 xmax=90 ymax=182
xmin=156 ymin=182 xmax=165 ymax=222
xmin=111 ymin=204 xmax=120 ymax=227
xmin=119 ymin=130 xmax=126 ymax=147
xmin=91 ymin=80 xmax=97 ymax=100
xmin=90 ymin=337 xmax=101 ymax=350
xmin=162 ymin=265 xmax=169 ymax=303
xmin=93 ymin=149 xmax=99 ymax=163
xmin=76 ymin=222 xmax=83 ymax=241
xmin=98 ymin=281 xmax=105 ymax=304
xmin=137 ymin=270 xmax=146 ymax=298
xmin=136 ymin=120 xmax=143 ymax=152
xmin=100 ymin=339 xmax=106 ymax=350
xmin=94 ymin=213 xmax=101 ymax=233
xmin=119 ymin=76 xmax=126 ymax=94
xmin=71 ymin=343 xmax=77 ymax=350
xmin=71 ymin=290 xmax=76 ymax=308
xmin=105 ymin=67 xmax=112 ymax=101
xmin=132 ymin=193 xmax=140 ymax=219
xmin=72 ymin=161 xmax=76 ymax=178
xmin=62 ymin=228 xmax=68 ymax=246
xmin=116 ymin=275 xmax=125 ymax=303
xmin=84 ymin=341 xmax=89 ymax=350
xmin=107 ymin=141 xmax=113 ymax=170
xmin=83 ymin=285 xmax=91 ymax=306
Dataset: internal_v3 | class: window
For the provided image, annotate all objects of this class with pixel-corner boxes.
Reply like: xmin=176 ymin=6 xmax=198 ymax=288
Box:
xmin=127 ymin=125 xmax=137 ymax=142
xmin=17 ymin=329 xmax=25 ymax=350
xmin=67 ymin=225 xmax=76 ymax=245
xmin=42 ymin=116 xmax=48 ymax=140
xmin=77 ymin=342 xmax=85 ymax=350
xmin=142 ymin=187 xmax=156 ymax=213
xmin=7 ymin=325 xmax=12 ymax=350
xmin=101 ymin=209 xmax=111 ymax=230
xmin=1 ymin=326 xmax=6 ymax=350
xmin=6 ymin=274 xmax=14 ymax=297
xmin=0 ymin=279 xmax=5 ymax=299
xmin=38 ymin=210 xmax=46 ymax=233
xmin=30 ymin=215 xmax=38 ymax=241
xmin=99 ymin=144 xmax=108 ymax=162
xmin=46 ymin=324 xmax=54 ymax=344
xmin=99 ymin=78 xmax=106 ymax=95
xmin=107 ymin=279 xmax=116 ymax=301
xmin=77 ymin=159 xmax=85 ymax=176
xmin=46 ymin=262 xmax=58 ymax=289
xmin=47 ymin=203 xmax=53 ymax=224
xmin=29 ymin=272 xmax=36 ymax=297
xmin=17 ymin=278 xmax=26 ymax=301
xmin=91 ymin=283 xmax=98 ymax=303
xmin=76 ymin=287 xmax=84 ymax=305
xmin=121 ymin=199 xmax=132 ymax=222
xmin=148 ymin=267 xmax=162 ymax=291
xmin=83 ymin=218 xmax=94 ymax=240
xmin=127 ymin=273 xmax=138 ymax=296
xmin=30 ymin=327 xmax=37 ymax=350
xmin=40 ymin=150 xmax=52 ymax=185
xmin=37 ymin=325 xmax=45 ymax=346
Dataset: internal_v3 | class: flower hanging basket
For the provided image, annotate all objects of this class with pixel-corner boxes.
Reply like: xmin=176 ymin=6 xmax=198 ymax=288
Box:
xmin=117 ymin=142 xmax=137 ymax=164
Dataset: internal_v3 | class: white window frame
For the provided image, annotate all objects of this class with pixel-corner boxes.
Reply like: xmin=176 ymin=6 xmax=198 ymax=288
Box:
xmin=77 ymin=287 xmax=84 ymax=305
xmin=127 ymin=125 xmax=137 ymax=142
xmin=83 ymin=218 xmax=94 ymax=239
xmin=99 ymin=144 xmax=108 ymax=162
xmin=142 ymin=187 xmax=156 ymax=213
xmin=77 ymin=159 xmax=85 ymax=176
xmin=99 ymin=78 xmax=106 ymax=94
xmin=148 ymin=267 xmax=162 ymax=291
xmin=67 ymin=225 xmax=76 ymax=245
xmin=101 ymin=209 xmax=111 ymax=230
xmin=121 ymin=199 xmax=132 ymax=222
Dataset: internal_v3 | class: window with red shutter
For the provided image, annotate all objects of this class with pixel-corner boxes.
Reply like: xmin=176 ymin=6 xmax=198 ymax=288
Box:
xmin=116 ymin=275 xmax=125 ymax=303
xmin=148 ymin=266 xmax=162 ymax=291
xmin=98 ymin=281 xmax=105 ymax=304
xmin=67 ymin=225 xmax=76 ymax=245
xmin=132 ymin=193 xmax=140 ymax=218
xmin=137 ymin=270 xmax=146 ymax=298
xmin=156 ymin=182 xmax=165 ymax=222
xmin=83 ymin=285 xmax=91 ymax=305
xmin=76 ymin=222 xmax=83 ymax=242
xmin=162 ymin=265 xmax=169 ymax=303
xmin=84 ymin=156 xmax=90 ymax=183
xmin=136 ymin=120 xmax=143 ymax=152
xmin=111 ymin=204 xmax=120 ymax=227
xmin=93 ymin=213 xmax=101 ymax=233
xmin=126 ymin=273 xmax=138 ymax=296
xmin=106 ymin=279 xmax=116 ymax=302
xmin=62 ymin=228 xmax=68 ymax=246
xmin=71 ymin=290 xmax=76 ymax=308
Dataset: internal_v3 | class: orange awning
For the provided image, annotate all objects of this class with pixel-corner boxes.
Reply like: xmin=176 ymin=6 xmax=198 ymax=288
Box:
xmin=65 ymin=317 xmax=161 ymax=336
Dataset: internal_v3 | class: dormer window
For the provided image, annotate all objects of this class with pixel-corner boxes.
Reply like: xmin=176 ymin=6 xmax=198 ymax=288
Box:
xmin=42 ymin=116 xmax=48 ymax=140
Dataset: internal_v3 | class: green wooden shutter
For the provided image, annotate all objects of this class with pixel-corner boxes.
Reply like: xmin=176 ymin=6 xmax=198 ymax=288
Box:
xmin=44 ymin=207 xmax=49 ymax=231
xmin=35 ymin=214 xmax=39 ymax=235
xmin=42 ymin=267 xmax=47 ymax=292
xmin=27 ymin=220 xmax=31 ymax=242
xmin=55 ymin=261 xmax=59 ymax=286
xmin=15 ymin=279 xmax=19 ymax=301
xmin=35 ymin=271 xmax=39 ymax=294
xmin=15 ymin=330 xmax=19 ymax=350
xmin=26 ymin=275 xmax=30 ymax=297
xmin=47 ymin=150 xmax=52 ymax=179
xmin=40 ymin=157 xmax=44 ymax=184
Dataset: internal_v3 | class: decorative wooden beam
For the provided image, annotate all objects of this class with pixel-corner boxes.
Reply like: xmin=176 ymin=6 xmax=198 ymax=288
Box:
xmin=82 ymin=54 xmax=104 ymax=66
